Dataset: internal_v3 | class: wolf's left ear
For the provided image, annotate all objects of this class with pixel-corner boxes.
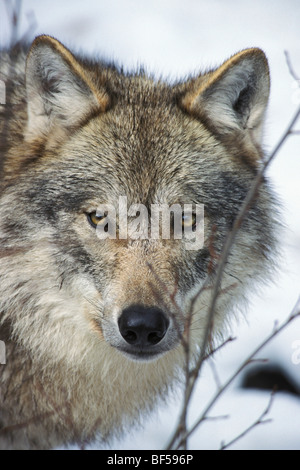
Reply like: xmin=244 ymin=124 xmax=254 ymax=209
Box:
xmin=25 ymin=35 xmax=110 ymax=141
xmin=181 ymin=48 xmax=270 ymax=144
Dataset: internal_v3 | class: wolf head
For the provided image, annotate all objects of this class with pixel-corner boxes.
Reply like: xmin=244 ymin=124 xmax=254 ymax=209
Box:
xmin=0 ymin=36 xmax=276 ymax=368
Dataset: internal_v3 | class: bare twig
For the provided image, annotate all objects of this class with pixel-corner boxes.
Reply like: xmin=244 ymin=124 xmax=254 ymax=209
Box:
xmin=289 ymin=130 xmax=300 ymax=135
xmin=284 ymin=50 xmax=300 ymax=83
xmin=200 ymin=100 xmax=300 ymax=358
xmin=167 ymin=298 xmax=300 ymax=449
xmin=166 ymin=99 xmax=300 ymax=449
xmin=220 ymin=388 xmax=276 ymax=450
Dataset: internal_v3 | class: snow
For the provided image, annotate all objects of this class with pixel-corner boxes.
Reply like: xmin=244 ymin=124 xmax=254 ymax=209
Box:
xmin=1 ymin=0 xmax=300 ymax=450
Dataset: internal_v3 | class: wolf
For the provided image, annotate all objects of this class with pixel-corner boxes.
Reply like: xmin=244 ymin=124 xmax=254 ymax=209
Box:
xmin=0 ymin=35 xmax=277 ymax=449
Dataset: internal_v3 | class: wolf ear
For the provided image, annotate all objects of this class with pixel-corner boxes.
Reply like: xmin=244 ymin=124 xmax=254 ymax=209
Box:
xmin=181 ymin=48 xmax=270 ymax=144
xmin=25 ymin=35 xmax=110 ymax=141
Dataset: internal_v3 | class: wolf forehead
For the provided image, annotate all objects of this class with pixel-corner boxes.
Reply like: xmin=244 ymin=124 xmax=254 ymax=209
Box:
xmin=27 ymin=105 xmax=246 ymax=217
xmin=26 ymin=85 xmax=220 ymax=209
xmin=5 ymin=35 xmax=270 ymax=213
xmin=37 ymin=72 xmax=215 ymax=172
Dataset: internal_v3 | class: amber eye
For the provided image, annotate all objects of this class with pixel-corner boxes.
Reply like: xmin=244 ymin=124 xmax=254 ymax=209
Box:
xmin=182 ymin=212 xmax=197 ymax=230
xmin=87 ymin=211 xmax=107 ymax=228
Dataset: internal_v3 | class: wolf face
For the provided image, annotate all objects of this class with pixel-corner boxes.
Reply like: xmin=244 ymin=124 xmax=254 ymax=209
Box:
xmin=0 ymin=36 xmax=277 ymax=448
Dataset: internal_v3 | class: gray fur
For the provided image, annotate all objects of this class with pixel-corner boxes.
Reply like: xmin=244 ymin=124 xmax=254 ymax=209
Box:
xmin=0 ymin=36 xmax=277 ymax=449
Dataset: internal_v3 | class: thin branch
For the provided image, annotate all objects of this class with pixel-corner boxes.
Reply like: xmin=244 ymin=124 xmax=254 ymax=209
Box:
xmin=284 ymin=50 xmax=300 ymax=83
xmin=220 ymin=389 xmax=276 ymax=450
xmin=166 ymin=100 xmax=300 ymax=449
xmin=168 ymin=299 xmax=300 ymax=449
xmin=208 ymin=356 xmax=222 ymax=390
xmin=289 ymin=130 xmax=300 ymax=135
xmin=202 ymin=414 xmax=230 ymax=422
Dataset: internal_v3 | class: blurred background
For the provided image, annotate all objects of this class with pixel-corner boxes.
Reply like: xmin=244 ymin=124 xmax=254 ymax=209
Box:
xmin=1 ymin=0 xmax=299 ymax=450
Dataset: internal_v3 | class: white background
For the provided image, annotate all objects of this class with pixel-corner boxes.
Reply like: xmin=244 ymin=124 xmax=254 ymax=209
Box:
xmin=1 ymin=0 xmax=300 ymax=450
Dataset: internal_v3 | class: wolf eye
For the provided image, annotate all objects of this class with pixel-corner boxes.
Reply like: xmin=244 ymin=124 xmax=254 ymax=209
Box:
xmin=182 ymin=213 xmax=197 ymax=230
xmin=87 ymin=211 xmax=107 ymax=228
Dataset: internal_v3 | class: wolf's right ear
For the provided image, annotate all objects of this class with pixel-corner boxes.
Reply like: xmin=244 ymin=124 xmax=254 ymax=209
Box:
xmin=180 ymin=48 xmax=270 ymax=146
xmin=25 ymin=35 xmax=110 ymax=141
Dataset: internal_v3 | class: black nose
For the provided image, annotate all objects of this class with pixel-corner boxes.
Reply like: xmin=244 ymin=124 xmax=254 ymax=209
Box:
xmin=118 ymin=305 xmax=169 ymax=348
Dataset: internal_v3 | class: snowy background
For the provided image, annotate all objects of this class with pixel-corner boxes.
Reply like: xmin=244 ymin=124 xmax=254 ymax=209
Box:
xmin=1 ymin=0 xmax=299 ymax=450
